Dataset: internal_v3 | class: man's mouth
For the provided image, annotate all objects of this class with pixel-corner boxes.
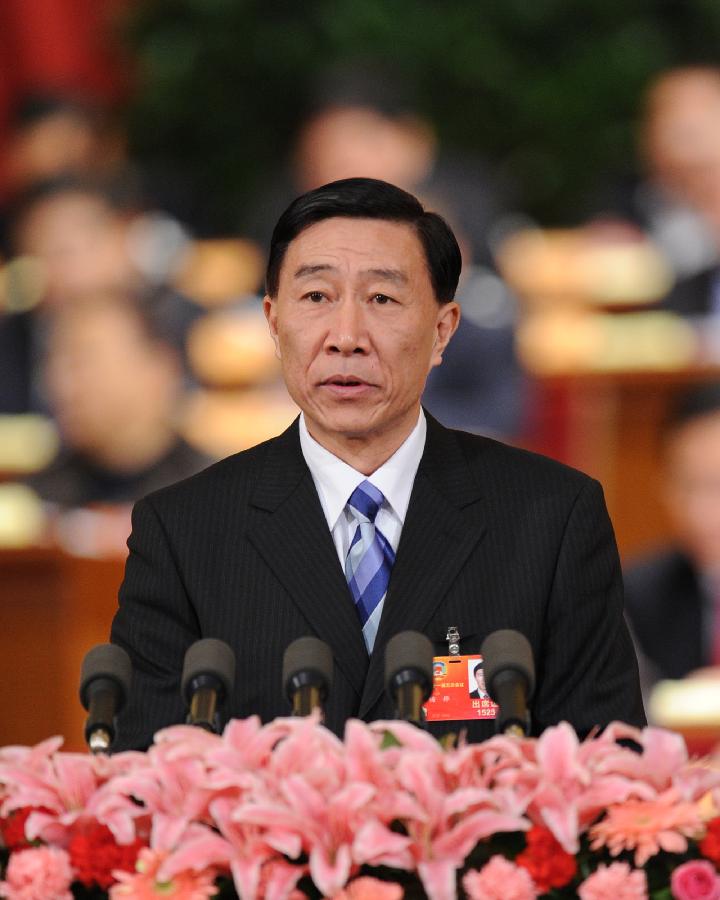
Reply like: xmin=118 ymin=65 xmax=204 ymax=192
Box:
xmin=322 ymin=375 xmax=368 ymax=387
xmin=319 ymin=375 xmax=375 ymax=395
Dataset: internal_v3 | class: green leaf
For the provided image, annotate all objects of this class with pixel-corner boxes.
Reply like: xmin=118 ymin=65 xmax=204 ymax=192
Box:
xmin=380 ymin=730 xmax=402 ymax=749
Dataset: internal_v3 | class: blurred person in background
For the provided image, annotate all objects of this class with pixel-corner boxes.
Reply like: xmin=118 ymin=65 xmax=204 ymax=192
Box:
xmin=590 ymin=67 xmax=720 ymax=328
xmin=421 ymin=213 xmax=526 ymax=439
xmin=624 ymin=384 xmax=720 ymax=685
xmin=244 ymin=62 xmax=526 ymax=440
xmin=243 ymin=61 xmax=514 ymax=270
xmin=638 ymin=67 xmax=720 ymax=307
xmin=26 ymin=290 xmax=210 ymax=508
xmin=15 ymin=175 xmax=136 ymax=302
xmin=591 ymin=66 xmax=720 ymax=281
xmin=0 ymin=93 xmax=199 ymax=254
xmin=0 ymin=94 xmax=122 ymax=415
xmin=13 ymin=174 xmax=193 ymax=311
xmin=0 ymin=94 xmax=123 ymax=258
xmin=0 ymin=174 xmax=199 ymax=414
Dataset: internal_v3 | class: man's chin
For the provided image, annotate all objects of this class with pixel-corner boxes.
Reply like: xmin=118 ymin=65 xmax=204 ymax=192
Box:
xmin=302 ymin=399 xmax=386 ymax=438
xmin=313 ymin=414 xmax=379 ymax=442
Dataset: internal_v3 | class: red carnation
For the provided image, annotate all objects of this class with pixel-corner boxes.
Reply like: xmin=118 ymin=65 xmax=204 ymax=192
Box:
xmin=68 ymin=821 xmax=145 ymax=889
xmin=700 ymin=816 xmax=720 ymax=865
xmin=515 ymin=824 xmax=577 ymax=893
xmin=0 ymin=806 xmax=51 ymax=850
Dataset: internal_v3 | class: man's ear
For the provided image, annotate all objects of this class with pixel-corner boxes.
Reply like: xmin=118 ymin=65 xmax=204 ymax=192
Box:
xmin=430 ymin=301 xmax=460 ymax=369
xmin=263 ymin=294 xmax=281 ymax=359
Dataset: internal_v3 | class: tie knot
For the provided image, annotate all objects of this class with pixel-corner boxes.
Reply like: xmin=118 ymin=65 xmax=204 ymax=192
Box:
xmin=348 ymin=479 xmax=384 ymax=523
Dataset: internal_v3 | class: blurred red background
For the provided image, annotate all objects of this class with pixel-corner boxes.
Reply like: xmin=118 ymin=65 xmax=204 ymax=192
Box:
xmin=0 ymin=0 xmax=131 ymax=198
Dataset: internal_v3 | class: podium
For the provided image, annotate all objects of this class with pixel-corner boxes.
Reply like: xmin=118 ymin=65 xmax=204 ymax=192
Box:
xmin=0 ymin=547 xmax=124 ymax=750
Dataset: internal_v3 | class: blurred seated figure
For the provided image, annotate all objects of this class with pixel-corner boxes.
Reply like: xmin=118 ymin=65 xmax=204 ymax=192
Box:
xmin=624 ymin=384 xmax=720 ymax=685
xmin=26 ymin=290 xmax=210 ymax=507
xmin=13 ymin=174 xmax=192 ymax=306
xmin=640 ymin=67 xmax=720 ymax=314
xmin=4 ymin=94 xmax=121 ymax=187
xmin=14 ymin=175 xmax=137 ymax=302
xmin=0 ymin=92 xmax=201 ymax=254
xmin=593 ymin=66 xmax=720 ymax=281
xmin=582 ymin=66 xmax=720 ymax=342
xmin=423 ymin=266 xmax=526 ymax=439
xmin=653 ymin=66 xmax=720 ymax=318
xmin=243 ymin=61 xmax=514 ymax=269
xmin=0 ymin=94 xmax=123 ymax=257
xmin=0 ymin=175 xmax=199 ymax=414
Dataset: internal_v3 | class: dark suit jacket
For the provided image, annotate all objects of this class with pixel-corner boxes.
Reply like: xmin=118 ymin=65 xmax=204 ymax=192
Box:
xmin=423 ymin=313 xmax=526 ymax=440
xmin=111 ymin=414 xmax=645 ymax=750
xmin=0 ymin=311 xmax=34 ymax=414
xmin=660 ymin=266 xmax=717 ymax=317
xmin=624 ymin=549 xmax=706 ymax=681
xmin=468 ymin=690 xmax=490 ymax=700
xmin=26 ymin=439 xmax=210 ymax=508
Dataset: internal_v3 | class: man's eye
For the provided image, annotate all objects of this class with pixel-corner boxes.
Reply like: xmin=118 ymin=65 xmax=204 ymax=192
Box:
xmin=304 ymin=291 xmax=325 ymax=302
xmin=372 ymin=293 xmax=393 ymax=305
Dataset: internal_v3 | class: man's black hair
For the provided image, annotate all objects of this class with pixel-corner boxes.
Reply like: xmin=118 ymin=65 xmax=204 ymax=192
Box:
xmin=265 ymin=177 xmax=461 ymax=303
xmin=473 ymin=663 xmax=484 ymax=677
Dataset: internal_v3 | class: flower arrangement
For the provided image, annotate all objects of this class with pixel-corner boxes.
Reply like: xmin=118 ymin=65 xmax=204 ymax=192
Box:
xmin=0 ymin=717 xmax=719 ymax=899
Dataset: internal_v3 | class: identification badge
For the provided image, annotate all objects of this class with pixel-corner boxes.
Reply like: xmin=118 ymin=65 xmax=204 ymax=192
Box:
xmin=423 ymin=654 xmax=498 ymax=722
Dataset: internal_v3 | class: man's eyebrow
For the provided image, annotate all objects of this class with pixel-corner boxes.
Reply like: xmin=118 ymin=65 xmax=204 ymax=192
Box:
xmin=363 ymin=267 xmax=408 ymax=284
xmin=292 ymin=264 xmax=409 ymax=284
xmin=293 ymin=264 xmax=336 ymax=279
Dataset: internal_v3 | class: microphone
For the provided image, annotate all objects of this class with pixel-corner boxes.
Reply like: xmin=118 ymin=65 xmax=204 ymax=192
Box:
xmin=282 ymin=636 xmax=333 ymax=717
xmin=384 ymin=631 xmax=434 ymax=725
xmin=79 ymin=644 xmax=132 ymax=754
xmin=480 ymin=629 xmax=535 ymax=737
xmin=181 ymin=639 xmax=235 ymax=732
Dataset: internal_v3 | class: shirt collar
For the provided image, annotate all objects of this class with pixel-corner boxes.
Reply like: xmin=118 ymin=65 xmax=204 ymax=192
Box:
xmin=299 ymin=411 xmax=426 ymax=530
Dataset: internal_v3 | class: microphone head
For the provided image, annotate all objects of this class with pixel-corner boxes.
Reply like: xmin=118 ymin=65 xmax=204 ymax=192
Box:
xmin=79 ymin=643 xmax=132 ymax=711
xmin=384 ymin=630 xmax=434 ymax=702
xmin=480 ymin=629 xmax=535 ymax=702
xmin=181 ymin=638 xmax=236 ymax=703
xmin=282 ymin=636 xmax=334 ymax=701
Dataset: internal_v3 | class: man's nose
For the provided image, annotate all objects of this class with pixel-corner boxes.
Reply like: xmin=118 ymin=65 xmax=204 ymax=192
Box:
xmin=324 ymin=299 xmax=369 ymax=354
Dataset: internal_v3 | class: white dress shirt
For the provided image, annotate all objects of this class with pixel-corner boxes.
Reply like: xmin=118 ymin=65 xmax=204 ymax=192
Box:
xmin=299 ymin=411 xmax=427 ymax=649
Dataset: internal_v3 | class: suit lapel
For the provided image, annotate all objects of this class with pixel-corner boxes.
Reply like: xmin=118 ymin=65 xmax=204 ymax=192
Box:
xmin=359 ymin=415 xmax=487 ymax=717
xmin=246 ymin=421 xmax=369 ymax=698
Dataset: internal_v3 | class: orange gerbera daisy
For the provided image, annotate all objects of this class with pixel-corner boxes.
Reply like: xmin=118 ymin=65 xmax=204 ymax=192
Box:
xmin=589 ymin=791 xmax=704 ymax=867
xmin=109 ymin=848 xmax=218 ymax=899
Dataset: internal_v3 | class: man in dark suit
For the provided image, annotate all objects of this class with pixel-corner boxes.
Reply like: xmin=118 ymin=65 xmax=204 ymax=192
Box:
xmin=625 ymin=551 xmax=706 ymax=682
xmin=624 ymin=384 xmax=720 ymax=687
xmin=111 ymin=177 xmax=644 ymax=750
xmin=468 ymin=663 xmax=490 ymax=701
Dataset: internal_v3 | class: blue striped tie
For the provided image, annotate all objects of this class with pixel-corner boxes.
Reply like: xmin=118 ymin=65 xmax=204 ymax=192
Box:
xmin=345 ymin=480 xmax=396 ymax=653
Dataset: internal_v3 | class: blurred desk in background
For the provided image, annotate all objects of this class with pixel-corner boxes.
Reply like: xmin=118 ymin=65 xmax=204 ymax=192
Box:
xmin=0 ymin=547 xmax=124 ymax=751
xmin=499 ymin=224 xmax=720 ymax=562
xmin=533 ymin=365 xmax=720 ymax=562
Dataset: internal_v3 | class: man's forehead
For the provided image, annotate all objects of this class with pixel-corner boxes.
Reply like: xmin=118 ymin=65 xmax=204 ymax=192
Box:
xmin=281 ymin=216 xmax=427 ymax=278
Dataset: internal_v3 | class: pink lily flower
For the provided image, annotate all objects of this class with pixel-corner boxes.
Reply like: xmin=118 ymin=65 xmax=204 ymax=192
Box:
xmin=0 ymin=742 xmax=138 ymax=847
